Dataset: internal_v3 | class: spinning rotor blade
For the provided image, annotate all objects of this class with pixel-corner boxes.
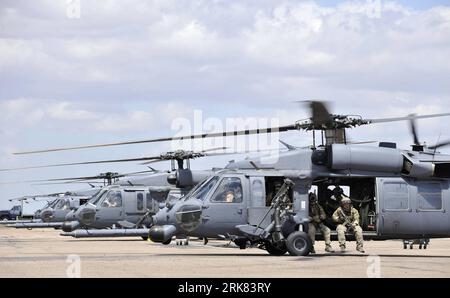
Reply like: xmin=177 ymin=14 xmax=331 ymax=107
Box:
xmin=308 ymin=100 xmax=333 ymax=126
xmin=0 ymin=157 xmax=166 ymax=172
xmin=367 ymin=113 xmax=450 ymax=124
xmin=429 ymin=140 xmax=450 ymax=150
xmin=13 ymin=126 xmax=297 ymax=155
xmin=409 ymin=114 xmax=420 ymax=146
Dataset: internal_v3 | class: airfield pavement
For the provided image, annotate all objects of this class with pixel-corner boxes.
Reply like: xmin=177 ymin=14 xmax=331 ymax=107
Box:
xmin=1 ymin=225 xmax=450 ymax=278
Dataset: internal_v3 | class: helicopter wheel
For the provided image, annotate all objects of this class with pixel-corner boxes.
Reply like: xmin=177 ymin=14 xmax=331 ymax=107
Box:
xmin=162 ymin=238 xmax=172 ymax=245
xmin=141 ymin=236 xmax=148 ymax=241
xmin=265 ymin=241 xmax=287 ymax=256
xmin=286 ymin=231 xmax=312 ymax=256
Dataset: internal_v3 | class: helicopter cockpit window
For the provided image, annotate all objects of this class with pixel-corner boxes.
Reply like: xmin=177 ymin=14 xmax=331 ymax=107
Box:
xmin=56 ymin=198 xmax=71 ymax=210
xmin=190 ymin=176 xmax=219 ymax=201
xmin=100 ymin=191 xmax=122 ymax=208
xmin=48 ymin=199 xmax=59 ymax=209
xmin=211 ymin=177 xmax=243 ymax=203
xmin=89 ymin=189 xmax=107 ymax=206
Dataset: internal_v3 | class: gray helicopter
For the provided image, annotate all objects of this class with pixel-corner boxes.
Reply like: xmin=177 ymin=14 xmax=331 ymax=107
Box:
xmin=6 ymin=187 xmax=102 ymax=229
xmin=15 ymin=150 xmax=234 ymax=238
xmin=1 ymin=148 xmax=241 ymax=239
xmin=10 ymin=101 xmax=450 ymax=256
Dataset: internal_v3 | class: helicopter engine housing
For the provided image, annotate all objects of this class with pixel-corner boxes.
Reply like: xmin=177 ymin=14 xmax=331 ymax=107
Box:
xmin=327 ymin=144 xmax=404 ymax=173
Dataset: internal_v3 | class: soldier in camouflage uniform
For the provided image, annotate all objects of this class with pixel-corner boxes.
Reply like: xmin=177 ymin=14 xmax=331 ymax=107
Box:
xmin=308 ymin=193 xmax=334 ymax=253
xmin=332 ymin=197 xmax=365 ymax=253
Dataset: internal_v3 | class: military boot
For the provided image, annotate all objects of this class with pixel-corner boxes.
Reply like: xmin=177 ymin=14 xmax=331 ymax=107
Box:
xmin=357 ymin=246 xmax=365 ymax=253
xmin=310 ymin=247 xmax=316 ymax=254
xmin=339 ymin=245 xmax=346 ymax=253
xmin=325 ymin=244 xmax=335 ymax=253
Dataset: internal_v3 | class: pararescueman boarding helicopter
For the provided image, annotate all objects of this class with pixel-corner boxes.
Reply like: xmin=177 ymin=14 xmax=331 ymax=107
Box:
xmin=9 ymin=101 xmax=450 ymax=256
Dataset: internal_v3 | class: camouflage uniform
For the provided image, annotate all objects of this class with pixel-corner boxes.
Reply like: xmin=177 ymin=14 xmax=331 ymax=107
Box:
xmin=332 ymin=206 xmax=364 ymax=252
xmin=308 ymin=202 xmax=333 ymax=252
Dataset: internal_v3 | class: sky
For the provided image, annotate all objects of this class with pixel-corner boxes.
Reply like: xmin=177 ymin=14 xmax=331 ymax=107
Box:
xmin=1 ymin=0 xmax=450 ymax=209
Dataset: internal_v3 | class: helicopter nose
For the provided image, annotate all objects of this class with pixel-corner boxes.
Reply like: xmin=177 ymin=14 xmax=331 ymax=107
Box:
xmin=174 ymin=204 xmax=203 ymax=232
xmin=40 ymin=209 xmax=54 ymax=222
xmin=77 ymin=206 xmax=96 ymax=226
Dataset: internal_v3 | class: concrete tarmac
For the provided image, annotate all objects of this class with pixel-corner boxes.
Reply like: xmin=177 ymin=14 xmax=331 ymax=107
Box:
xmin=1 ymin=226 xmax=450 ymax=278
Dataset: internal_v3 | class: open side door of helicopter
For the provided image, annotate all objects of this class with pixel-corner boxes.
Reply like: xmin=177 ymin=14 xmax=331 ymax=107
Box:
xmin=247 ymin=176 xmax=291 ymax=228
xmin=376 ymin=178 xmax=450 ymax=237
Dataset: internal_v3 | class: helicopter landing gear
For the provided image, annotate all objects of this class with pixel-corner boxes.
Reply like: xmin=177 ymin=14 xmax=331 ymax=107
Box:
xmin=403 ymin=238 xmax=429 ymax=249
xmin=286 ymin=231 xmax=312 ymax=256
xmin=141 ymin=236 xmax=148 ymax=241
xmin=176 ymin=237 xmax=190 ymax=246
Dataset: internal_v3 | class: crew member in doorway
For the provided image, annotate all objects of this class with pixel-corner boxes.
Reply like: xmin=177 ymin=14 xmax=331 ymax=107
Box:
xmin=332 ymin=197 xmax=365 ymax=253
xmin=308 ymin=193 xmax=334 ymax=253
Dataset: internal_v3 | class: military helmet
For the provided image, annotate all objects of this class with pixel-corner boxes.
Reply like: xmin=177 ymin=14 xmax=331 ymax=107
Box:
xmin=341 ymin=197 xmax=351 ymax=204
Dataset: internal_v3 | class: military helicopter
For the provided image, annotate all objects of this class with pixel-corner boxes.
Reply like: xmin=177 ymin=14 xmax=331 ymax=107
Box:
xmin=60 ymin=149 xmax=274 ymax=239
xmin=2 ymin=148 xmax=271 ymax=239
xmin=2 ymin=171 xmax=155 ymax=229
xmin=5 ymin=187 xmax=102 ymax=229
xmin=10 ymin=101 xmax=450 ymax=255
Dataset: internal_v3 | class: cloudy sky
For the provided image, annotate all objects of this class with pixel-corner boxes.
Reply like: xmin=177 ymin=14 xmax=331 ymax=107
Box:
xmin=1 ymin=0 xmax=450 ymax=209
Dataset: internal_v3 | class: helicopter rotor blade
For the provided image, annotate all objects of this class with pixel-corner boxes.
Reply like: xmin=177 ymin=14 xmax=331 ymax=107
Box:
xmin=367 ymin=113 xmax=450 ymax=124
xmin=308 ymin=100 xmax=333 ymax=126
xmin=13 ymin=126 xmax=297 ymax=155
xmin=428 ymin=140 xmax=450 ymax=150
xmin=408 ymin=114 xmax=420 ymax=146
xmin=0 ymin=157 xmax=164 ymax=172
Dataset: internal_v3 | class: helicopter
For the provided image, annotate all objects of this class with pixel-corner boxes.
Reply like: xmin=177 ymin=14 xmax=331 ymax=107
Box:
xmin=9 ymin=101 xmax=450 ymax=255
xmin=5 ymin=187 xmax=102 ymax=229
xmin=2 ymin=171 xmax=159 ymax=229
xmin=39 ymin=150 xmax=236 ymax=238
xmin=2 ymin=148 xmax=270 ymax=239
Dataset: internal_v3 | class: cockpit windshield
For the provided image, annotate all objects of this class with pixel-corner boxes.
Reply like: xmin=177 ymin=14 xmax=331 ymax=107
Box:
xmin=88 ymin=189 xmax=107 ymax=206
xmin=48 ymin=199 xmax=59 ymax=209
xmin=55 ymin=198 xmax=71 ymax=210
xmin=188 ymin=176 xmax=219 ymax=201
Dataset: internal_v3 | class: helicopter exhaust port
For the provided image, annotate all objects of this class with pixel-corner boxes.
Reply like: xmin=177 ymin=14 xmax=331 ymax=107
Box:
xmin=148 ymin=225 xmax=177 ymax=245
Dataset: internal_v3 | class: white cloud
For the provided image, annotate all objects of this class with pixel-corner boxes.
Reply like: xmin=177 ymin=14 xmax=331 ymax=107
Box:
xmin=1 ymin=0 xmax=450 ymax=207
